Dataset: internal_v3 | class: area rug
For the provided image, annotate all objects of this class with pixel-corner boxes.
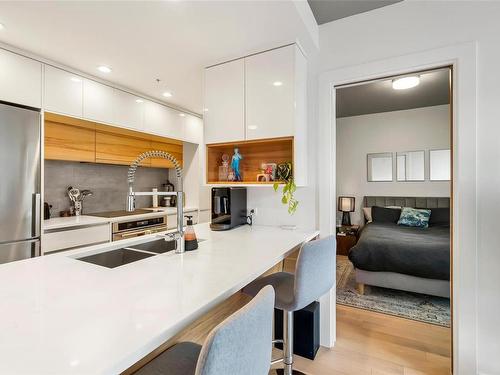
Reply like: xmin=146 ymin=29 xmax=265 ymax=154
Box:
xmin=337 ymin=256 xmax=451 ymax=327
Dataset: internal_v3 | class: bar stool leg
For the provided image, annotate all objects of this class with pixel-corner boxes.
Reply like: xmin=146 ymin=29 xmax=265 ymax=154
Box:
xmin=276 ymin=310 xmax=306 ymax=375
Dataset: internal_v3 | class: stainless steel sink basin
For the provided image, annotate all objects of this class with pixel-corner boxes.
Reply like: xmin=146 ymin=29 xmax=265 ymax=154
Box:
xmin=77 ymin=248 xmax=155 ymax=268
xmin=126 ymin=239 xmax=177 ymax=254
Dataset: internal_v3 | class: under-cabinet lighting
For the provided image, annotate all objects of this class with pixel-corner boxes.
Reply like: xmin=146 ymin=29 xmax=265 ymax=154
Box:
xmin=392 ymin=76 xmax=420 ymax=90
xmin=162 ymin=91 xmax=173 ymax=98
xmin=97 ymin=65 xmax=112 ymax=73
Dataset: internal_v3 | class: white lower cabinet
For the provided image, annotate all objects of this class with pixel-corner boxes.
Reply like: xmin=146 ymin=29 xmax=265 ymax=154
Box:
xmin=43 ymin=224 xmax=110 ymax=253
xmin=0 ymin=48 xmax=42 ymax=108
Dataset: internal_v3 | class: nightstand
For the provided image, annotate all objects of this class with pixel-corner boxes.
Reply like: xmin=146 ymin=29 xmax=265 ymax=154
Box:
xmin=336 ymin=225 xmax=360 ymax=256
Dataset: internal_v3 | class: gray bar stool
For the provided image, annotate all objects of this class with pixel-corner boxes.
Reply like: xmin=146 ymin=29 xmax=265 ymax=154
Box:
xmin=243 ymin=236 xmax=335 ymax=375
xmin=135 ymin=286 xmax=275 ymax=375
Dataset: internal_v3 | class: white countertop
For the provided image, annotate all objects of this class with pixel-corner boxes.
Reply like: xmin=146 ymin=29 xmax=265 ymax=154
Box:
xmin=144 ymin=206 xmax=198 ymax=214
xmin=0 ymin=223 xmax=319 ymax=375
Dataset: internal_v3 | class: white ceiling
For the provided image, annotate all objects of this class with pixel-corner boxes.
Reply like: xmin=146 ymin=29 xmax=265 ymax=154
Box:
xmin=0 ymin=1 xmax=317 ymax=115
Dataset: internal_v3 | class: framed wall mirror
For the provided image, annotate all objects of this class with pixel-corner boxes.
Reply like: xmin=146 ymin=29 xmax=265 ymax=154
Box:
xmin=430 ymin=149 xmax=451 ymax=181
xmin=396 ymin=150 xmax=425 ymax=181
xmin=367 ymin=152 xmax=393 ymax=182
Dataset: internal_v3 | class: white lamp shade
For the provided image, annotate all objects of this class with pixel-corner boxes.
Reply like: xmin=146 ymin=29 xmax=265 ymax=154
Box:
xmin=338 ymin=196 xmax=355 ymax=212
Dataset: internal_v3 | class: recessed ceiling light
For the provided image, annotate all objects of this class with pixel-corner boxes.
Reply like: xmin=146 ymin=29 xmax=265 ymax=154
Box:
xmin=135 ymin=99 xmax=144 ymax=103
xmin=0 ymin=23 xmax=5 ymax=30
xmin=97 ymin=65 xmax=112 ymax=73
xmin=203 ymin=108 xmax=209 ymax=112
xmin=273 ymin=81 xmax=283 ymax=87
xmin=70 ymin=77 xmax=82 ymax=83
xmin=179 ymin=113 xmax=185 ymax=117
xmin=392 ymin=76 xmax=420 ymax=90
xmin=162 ymin=91 xmax=173 ymax=98
xmin=248 ymin=125 xmax=258 ymax=130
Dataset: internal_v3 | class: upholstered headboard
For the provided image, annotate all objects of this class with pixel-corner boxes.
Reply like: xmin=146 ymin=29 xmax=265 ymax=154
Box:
xmin=363 ymin=196 xmax=450 ymax=209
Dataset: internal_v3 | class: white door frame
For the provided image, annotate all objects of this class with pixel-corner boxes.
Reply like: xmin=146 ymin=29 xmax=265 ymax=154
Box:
xmin=318 ymin=42 xmax=477 ymax=374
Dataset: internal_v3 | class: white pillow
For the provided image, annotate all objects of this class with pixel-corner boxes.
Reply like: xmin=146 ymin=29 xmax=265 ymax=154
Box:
xmin=363 ymin=207 xmax=372 ymax=223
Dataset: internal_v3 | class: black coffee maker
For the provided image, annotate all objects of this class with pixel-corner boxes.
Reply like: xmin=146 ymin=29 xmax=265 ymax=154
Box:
xmin=210 ymin=187 xmax=247 ymax=231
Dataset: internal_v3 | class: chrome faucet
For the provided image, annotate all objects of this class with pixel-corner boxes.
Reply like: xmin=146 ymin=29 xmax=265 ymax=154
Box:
xmin=126 ymin=150 xmax=185 ymax=253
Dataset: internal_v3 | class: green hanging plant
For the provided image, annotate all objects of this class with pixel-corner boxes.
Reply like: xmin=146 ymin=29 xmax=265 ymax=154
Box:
xmin=273 ymin=162 xmax=299 ymax=215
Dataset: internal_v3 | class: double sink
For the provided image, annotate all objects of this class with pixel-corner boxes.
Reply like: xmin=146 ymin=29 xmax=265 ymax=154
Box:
xmin=76 ymin=239 xmax=177 ymax=268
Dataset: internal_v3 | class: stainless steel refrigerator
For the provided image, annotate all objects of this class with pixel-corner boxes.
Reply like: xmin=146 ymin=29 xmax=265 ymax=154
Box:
xmin=0 ymin=102 xmax=41 ymax=264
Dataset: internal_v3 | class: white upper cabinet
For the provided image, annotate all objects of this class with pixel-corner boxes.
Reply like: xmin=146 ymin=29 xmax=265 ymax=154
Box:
xmin=144 ymin=101 xmax=183 ymax=140
xmin=204 ymin=59 xmax=245 ymax=144
xmin=184 ymin=114 xmax=203 ymax=144
xmin=245 ymin=45 xmax=301 ymax=140
xmin=44 ymin=66 xmax=83 ymax=117
xmin=113 ymin=89 xmax=144 ymax=132
xmin=83 ymin=79 xmax=114 ymax=124
xmin=0 ymin=48 xmax=42 ymax=108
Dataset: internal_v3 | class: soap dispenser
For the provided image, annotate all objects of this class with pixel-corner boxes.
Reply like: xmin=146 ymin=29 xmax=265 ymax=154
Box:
xmin=184 ymin=215 xmax=198 ymax=251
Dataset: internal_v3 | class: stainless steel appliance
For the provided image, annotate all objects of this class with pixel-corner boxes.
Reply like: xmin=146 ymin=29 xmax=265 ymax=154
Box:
xmin=86 ymin=210 xmax=168 ymax=241
xmin=0 ymin=102 xmax=41 ymax=264
xmin=210 ymin=187 xmax=247 ymax=231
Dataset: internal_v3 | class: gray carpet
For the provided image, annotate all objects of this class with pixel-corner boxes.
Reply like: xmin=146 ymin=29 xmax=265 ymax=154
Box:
xmin=337 ymin=256 xmax=451 ymax=327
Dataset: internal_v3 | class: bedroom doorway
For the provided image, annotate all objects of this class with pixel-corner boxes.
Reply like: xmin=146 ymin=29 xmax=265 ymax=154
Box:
xmin=334 ymin=67 xmax=453 ymax=373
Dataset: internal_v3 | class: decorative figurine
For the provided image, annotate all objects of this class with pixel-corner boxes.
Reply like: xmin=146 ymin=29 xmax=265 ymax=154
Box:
xmin=231 ymin=147 xmax=243 ymax=181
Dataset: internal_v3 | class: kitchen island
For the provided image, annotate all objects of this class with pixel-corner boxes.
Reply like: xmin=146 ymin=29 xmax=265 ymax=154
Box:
xmin=0 ymin=223 xmax=319 ymax=375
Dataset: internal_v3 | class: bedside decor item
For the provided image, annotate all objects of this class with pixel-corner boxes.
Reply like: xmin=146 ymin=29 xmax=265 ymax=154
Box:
xmin=397 ymin=207 xmax=431 ymax=228
xmin=230 ymin=147 xmax=243 ymax=181
xmin=336 ymin=225 xmax=360 ymax=256
xmin=338 ymin=196 xmax=355 ymax=226
xmin=218 ymin=154 xmax=230 ymax=181
xmin=273 ymin=162 xmax=298 ymax=214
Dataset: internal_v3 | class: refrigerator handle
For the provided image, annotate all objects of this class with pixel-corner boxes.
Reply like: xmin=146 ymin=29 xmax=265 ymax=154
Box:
xmin=33 ymin=193 xmax=41 ymax=238
xmin=31 ymin=240 xmax=41 ymax=257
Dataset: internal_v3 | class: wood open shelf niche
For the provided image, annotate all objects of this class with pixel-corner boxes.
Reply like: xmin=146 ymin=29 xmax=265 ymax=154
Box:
xmin=206 ymin=137 xmax=294 ymax=185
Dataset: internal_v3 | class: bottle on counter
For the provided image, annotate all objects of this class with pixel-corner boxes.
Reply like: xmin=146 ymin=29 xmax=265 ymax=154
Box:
xmin=184 ymin=215 xmax=198 ymax=251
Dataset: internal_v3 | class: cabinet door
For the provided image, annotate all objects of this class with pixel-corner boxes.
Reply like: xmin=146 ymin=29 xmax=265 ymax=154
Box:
xmin=45 ymin=122 xmax=95 ymax=162
xmin=204 ymin=59 xmax=245 ymax=144
xmin=83 ymin=79 xmax=114 ymax=124
xmin=150 ymin=141 xmax=183 ymax=169
xmin=0 ymin=49 xmax=42 ymax=108
xmin=245 ymin=45 xmax=295 ymax=140
xmin=95 ymin=131 xmax=151 ymax=166
xmin=184 ymin=114 xmax=203 ymax=144
xmin=113 ymin=89 xmax=145 ymax=132
xmin=144 ymin=101 xmax=183 ymax=140
xmin=44 ymin=66 xmax=83 ymax=117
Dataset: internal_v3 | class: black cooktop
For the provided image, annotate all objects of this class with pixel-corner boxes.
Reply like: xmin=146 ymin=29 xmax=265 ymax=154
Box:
xmin=86 ymin=209 xmax=153 ymax=218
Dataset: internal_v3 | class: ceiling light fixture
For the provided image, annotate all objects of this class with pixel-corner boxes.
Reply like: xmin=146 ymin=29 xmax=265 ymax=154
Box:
xmin=70 ymin=77 xmax=82 ymax=83
xmin=135 ymin=99 xmax=144 ymax=103
xmin=0 ymin=23 xmax=5 ymax=30
xmin=273 ymin=81 xmax=283 ymax=87
xmin=392 ymin=76 xmax=420 ymax=90
xmin=179 ymin=113 xmax=185 ymax=117
xmin=97 ymin=65 xmax=112 ymax=73
xmin=248 ymin=125 xmax=258 ymax=130
xmin=162 ymin=91 xmax=173 ymax=98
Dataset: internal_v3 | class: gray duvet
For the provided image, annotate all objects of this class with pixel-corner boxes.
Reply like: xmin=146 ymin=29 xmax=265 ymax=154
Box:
xmin=348 ymin=222 xmax=450 ymax=280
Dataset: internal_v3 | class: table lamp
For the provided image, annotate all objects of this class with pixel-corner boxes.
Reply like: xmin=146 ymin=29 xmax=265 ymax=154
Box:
xmin=338 ymin=196 xmax=355 ymax=226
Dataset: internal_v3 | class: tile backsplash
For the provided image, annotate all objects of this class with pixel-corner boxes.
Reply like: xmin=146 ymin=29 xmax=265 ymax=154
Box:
xmin=44 ymin=160 xmax=176 ymax=217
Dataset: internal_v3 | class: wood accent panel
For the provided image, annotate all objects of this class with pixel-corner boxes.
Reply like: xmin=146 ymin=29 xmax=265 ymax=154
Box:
xmin=44 ymin=121 xmax=96 ymax=162
xmin=44 ymin=112 xmax=183 ymax=168
xmin=95 ymin=131 xmax=151 ymax=166
xmin=150 ymin=141 xmax=183 ymax=169
xmin=206 ymin=137 xmax=293 ymax=184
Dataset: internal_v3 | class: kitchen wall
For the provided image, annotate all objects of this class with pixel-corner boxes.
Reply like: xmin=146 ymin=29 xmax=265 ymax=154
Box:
xmin=319 ymin=2 xmax=500 ymax=373
xmin=336 ymin=105 xmax=450 ymax=225
xmin=44 ymin=160 xmax=172 ymax=217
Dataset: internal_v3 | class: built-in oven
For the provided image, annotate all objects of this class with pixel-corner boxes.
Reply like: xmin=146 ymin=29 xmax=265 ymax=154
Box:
xmin=112 ymin=216 xmax=167 ymax=241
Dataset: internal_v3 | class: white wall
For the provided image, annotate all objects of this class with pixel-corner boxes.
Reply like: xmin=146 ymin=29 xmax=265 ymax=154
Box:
xmin=337 ymin=105 xmax=450 ymax=225
xmin=320 ymin=2 xmax=500 ymax=374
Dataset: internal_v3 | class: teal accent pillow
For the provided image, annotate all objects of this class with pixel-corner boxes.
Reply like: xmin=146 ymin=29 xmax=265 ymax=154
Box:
xmin=397 ymin=207 xmax=431 ymax=228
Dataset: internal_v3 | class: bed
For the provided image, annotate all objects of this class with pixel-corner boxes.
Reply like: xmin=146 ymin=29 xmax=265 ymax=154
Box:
xmin=348 ymin=196 xmax=451 ymax=298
